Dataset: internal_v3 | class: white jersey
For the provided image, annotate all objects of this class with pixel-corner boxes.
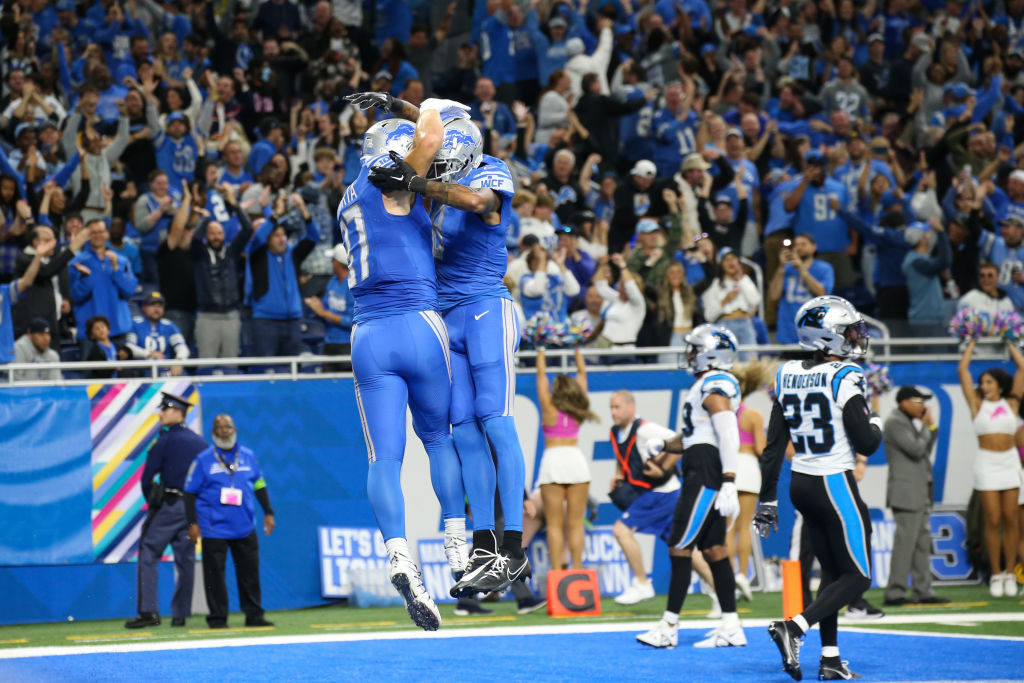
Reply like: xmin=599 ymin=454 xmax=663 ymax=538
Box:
xmin=775 ymin=359 xmax=866 ymax=476
xmin=680 ymin=371 xmax=741 ymax=449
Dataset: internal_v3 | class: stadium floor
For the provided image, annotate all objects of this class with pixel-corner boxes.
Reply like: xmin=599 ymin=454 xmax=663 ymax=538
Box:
xmin=0 ymin=623 xmax=1022 ymax=682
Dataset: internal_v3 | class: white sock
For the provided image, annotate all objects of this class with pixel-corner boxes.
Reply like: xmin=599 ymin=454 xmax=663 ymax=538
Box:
xmin=721 ymin=612 xmax=740 ymax=630
xmin=793 ymin=614 xmax=810 ymax=634
xmin=663 ymin=610 xmax=679 ymax=625
xmin=385 ymin=537 xmax=410 ymax=558
xmin=443 ymin=518 xmax=465 ymax=537
xmin=822 ymin=646 xmax=840 ymax=658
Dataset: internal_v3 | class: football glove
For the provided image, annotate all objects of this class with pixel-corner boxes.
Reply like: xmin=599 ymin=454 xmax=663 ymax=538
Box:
xmin=343 ymin=91 xmax=394 ymax=112
xmin=753 ymin=500 xmax=779 ymax=538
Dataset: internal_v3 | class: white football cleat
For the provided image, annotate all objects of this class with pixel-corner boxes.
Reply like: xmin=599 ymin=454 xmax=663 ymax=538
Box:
xmin=693 ymin=626 xmax=748 ymax=648
xmin=389 ymin=549 xmax=441 ymax=631
xmin=443 ymin=533 xmax=469 ymax=581
xmin=614 ymin=578 xmax=656 ymax=605
xmin=636 ymin=619 xmax=678 ymax=649
xmin=735 ymin=572 xmax=753 ymax=601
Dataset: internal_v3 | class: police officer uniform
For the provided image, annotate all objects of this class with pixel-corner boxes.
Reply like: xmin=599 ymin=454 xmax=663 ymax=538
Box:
xmin=127 ymin=392 xmax=208 ymax=629
xmin=184 ymin=438 xmax=274 ymax=628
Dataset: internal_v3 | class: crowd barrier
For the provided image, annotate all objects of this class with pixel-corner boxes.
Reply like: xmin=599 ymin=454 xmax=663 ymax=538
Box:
xmin=0 ymin=345 xmax=1003 ymax=624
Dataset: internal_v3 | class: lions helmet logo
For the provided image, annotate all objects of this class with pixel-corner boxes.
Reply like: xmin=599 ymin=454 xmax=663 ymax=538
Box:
xmin=798 ymin=305 xmax=828 ymax=329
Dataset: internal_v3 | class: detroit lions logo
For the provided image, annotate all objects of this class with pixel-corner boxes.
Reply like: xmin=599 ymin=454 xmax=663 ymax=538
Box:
xmin=798 ymin=306 xmax=828 ymax=329
xmin=711 ymin=331 xmax=735 ymax=350
xmin=385 ymin=125 xmax=414 ymax=144
xmin=443 ymin=130 xmax=476 ymax=151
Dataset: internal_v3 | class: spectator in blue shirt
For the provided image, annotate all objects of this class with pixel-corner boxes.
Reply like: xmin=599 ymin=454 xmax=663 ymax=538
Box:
xmin=558 ymin=224 xmax=595 ymax=310
xmin=903 ymin=219 xmax=952 ymax=334
xmin=246 ymin=194 xmax=320 ymax=359
xmin=126 ymin=291 xmax=189 ymax=373
xmin=769 ymin=234 xmax=835 ymax=343
xmin=470 ymin=78 xmax=517 ymax=137
xmin=784 ymin=150 xmax=855 ymax=289
xmin=305 ymin=244 xmax=354 ymax=372
xmin=69 ymin=218 xmax=139 ymax=343
xmin=248 ymin=119 xmax=285 ymax=177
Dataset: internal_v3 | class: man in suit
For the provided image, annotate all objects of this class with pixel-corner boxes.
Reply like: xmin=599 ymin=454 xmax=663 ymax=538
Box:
xmin=882 ymin=386 xmax=949 ymax=605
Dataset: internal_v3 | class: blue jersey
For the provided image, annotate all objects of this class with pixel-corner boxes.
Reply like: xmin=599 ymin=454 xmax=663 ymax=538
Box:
xmin=433 ymin=155 xmax=516 ymax=312
xmin=792 ymin=178 xmax=850 ymax=252
xmin=651 ymin=108 xmax=698 ymax=177
xmin=154 ymin=132 xmax=198 ymax=188
xmin=126 ymin=316 xmax=188 ymax=359
xmin=0 ymin=281 xmax=21 ymax=363
xmin=206 ymin=189 xmax=241 ymax=242
xmin=219 ymin=168 xmax=253 ymax=191
xmin=322 ymin=275 xmax=354 ymax=344
xmin=337 ymin=167 xmax=439 ymax=323
xmin=776 ymin=260 xmax=835 ymax=344
xmin=980 ymin=231 xmax=1024 ymax=308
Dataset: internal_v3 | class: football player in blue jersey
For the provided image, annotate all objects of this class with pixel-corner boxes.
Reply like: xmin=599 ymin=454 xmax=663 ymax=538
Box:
xmin=334 ymin=100 xmax=467 ymax=632
xmin=125 ymin=291 xmax=189 ymax=374
xmin=363 ymin=96 xmax=531 ymax=596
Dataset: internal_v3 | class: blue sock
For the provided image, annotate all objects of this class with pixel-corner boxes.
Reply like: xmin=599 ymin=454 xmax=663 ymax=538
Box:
xmin=423 ymin=435 xmax=467 ymax=521
xmin=452 ymin=422 xmax=495 ymax=530
xmin=483 ymin=416 xmax=525 ymax=531
xmin=366 ymin=459 xmax=404 ymax=540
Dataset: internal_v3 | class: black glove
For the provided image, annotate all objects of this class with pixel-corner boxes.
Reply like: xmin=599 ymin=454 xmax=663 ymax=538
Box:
xmin=343 ymin=91 xmax=394 ymax=112
xmin=369 ymin=151 xmax=426 ymax=193
xmin=753 ymin=501 xmax=779 ymax=538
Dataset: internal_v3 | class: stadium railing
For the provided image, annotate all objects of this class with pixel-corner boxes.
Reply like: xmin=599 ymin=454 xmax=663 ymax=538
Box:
xmin=0 ymin=336 xmax=1007 ymax=387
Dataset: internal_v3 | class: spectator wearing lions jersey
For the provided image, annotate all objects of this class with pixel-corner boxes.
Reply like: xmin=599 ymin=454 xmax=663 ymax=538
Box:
xmin=979 ymin=217 xmax=1024 ymax=310
xmin=126 ymin=291 xmax=189 ymax=375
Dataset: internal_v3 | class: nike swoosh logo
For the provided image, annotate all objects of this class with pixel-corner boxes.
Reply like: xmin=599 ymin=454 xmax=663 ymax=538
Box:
xmin=506 ymin=561 xmax=528 ymax=581
xmin=474 ymin=311 xmax=490 ymax=321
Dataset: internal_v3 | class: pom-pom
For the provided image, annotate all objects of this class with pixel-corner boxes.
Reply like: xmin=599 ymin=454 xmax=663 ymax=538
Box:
xmin=523 ymin=312 xmax=592 ymax=348
xmin=994 ymin=310 xmax=1024 ymax=343
xmin=864 ymin=363 xmax=893 ymax=399
xmin=948 ymin=308 xmax=984 ymax=341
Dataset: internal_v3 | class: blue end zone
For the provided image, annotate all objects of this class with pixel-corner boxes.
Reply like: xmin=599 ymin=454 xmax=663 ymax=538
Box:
xmin=1 ymin=630 xmax=1021 ymax=682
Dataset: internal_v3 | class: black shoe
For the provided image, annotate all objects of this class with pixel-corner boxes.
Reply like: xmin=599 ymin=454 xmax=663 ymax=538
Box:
xmin=465 ymin=549 xmax=532 ymax=594
xmin=450 ymin=548 xmax=499 ymax=598
xmin=207 ymin=621 xmax=229 ymax=629
xmin=125 ymin=613 xmax=160 ymax=629
xmin=882 ymin=597 xmax=907 ymax=606
xmin=453 ymin=600 xmax=493 ymax=616
xmin=171 ymin=617 xmax=186 ymax=627
xmin=245 ymin=617 xmax=274 ymax=627
xmin=819 ymin=657 xmax=860 ymax=680
xmin=913 ymin=595 xmax=950 ymax=604
xmin=844 ymin=599 xmax=884 ymax=619
xmin=768 ymin=620 xmax=803 ymax=681
xmin=516 ymin=594 xmax=548 ymax=614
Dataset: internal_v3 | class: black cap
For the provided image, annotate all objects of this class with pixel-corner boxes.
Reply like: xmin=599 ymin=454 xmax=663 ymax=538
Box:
xmin=28 ymin=318 xmax=50 ymax=334
xmin=141 ymin=290 xmax=166 ymax=306
xmin=559 ymin=224 xmax=581 ymax=237
xmin=520 ymin=234 xmax=540 ymax=248
xmin=159 ymin=392 xmax=192 ymax=413
xmin=895 ymin=386 xmax=932 ymax=403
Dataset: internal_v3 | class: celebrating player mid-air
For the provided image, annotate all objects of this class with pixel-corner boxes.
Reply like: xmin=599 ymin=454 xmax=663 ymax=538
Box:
xmin=335 ymin=104 xmax=468 ymax=632
xmin=756 ymin=295 xmax=882 ymax=681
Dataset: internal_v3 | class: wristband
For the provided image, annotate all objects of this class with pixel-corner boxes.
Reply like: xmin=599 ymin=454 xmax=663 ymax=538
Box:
xmin=721 ymin=473 xmax=736 ymax=483
xmin=409 ymin=175 xmax=427 ymax=194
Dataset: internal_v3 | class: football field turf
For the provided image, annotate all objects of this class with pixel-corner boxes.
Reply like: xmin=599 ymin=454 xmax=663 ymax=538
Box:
xmin=0 ymin=585 xmax=1022 ymax=682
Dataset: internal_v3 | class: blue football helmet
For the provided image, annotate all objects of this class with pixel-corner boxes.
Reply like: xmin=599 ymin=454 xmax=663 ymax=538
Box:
xmin=794 ymin=295 xmax=869 ymax=358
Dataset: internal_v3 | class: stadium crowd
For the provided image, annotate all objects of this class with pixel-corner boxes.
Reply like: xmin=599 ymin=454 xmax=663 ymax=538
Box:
xmin=2 ymin=0 xmax=1024 ymax=377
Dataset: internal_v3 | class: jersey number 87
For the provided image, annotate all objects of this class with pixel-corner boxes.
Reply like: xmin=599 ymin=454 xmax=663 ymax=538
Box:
xmin=780 ymin=392 xmax=835 ymax=454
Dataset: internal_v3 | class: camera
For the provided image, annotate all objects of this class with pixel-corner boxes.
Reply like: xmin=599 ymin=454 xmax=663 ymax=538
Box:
xmin=782 ymin=239 xmax=792 ymax=248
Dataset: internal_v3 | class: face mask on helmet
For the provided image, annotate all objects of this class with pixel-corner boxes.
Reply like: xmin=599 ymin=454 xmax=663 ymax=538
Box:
xmin=429 ymin=120 xmax=482 ymax=183
xmin=842 ymin=319 xmax=870 ymax=356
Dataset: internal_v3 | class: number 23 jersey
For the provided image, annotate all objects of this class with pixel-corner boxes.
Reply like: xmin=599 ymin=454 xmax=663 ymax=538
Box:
xmin=775 ymin=359 xmax=865 ymax=476
xmin=680 ymin=371 xmax=741 ymax=450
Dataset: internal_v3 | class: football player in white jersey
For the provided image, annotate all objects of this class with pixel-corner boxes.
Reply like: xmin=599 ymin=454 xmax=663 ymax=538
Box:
xmin=755 ymin=295 xmax=882 ymax=681
xmin=636 ymin=324 xmax=747 ymax=650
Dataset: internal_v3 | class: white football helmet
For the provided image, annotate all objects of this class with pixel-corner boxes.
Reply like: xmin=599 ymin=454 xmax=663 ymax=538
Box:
xmin=794 ymin=295 xmax=869 ymax=358
xmin=361 ymin=119 xmax=416 ymax=168
xmin=683 ymin=324 xmax=738 ymax=373
xmin=429 ymin=117 xmax=482 ymax=183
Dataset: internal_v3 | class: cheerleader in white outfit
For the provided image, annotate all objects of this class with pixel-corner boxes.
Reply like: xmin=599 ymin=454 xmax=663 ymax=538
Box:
xmin=959 ymin=340 xmax=1022 ymax=597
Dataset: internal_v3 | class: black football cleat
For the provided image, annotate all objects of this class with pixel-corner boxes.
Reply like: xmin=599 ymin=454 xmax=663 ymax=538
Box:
xmin=125 ymin=613 xmax=160 ymax=629
xmin=818 ymin=657 xmax=860 ymax=680
xmin=465 ymin=549 xmax=531 ymax=594
xmin=450 ymin=547 xmax=498 ymax=598
xmin=768 ymin=620 xmax=803 ymax=681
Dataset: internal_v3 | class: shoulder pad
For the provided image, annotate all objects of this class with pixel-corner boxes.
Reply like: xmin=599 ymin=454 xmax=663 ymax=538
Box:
xmin=468 ymin=160 xmax=515 ymax=199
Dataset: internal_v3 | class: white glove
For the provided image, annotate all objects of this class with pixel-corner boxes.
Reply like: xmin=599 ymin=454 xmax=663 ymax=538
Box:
xmin=419 ymin=98 xmax=471 ymax=120
xmin=648 ymin=438 xmax=665 ymax=454
xmin=869 ymin=411 xmax=883 ymax=432
xmin=714 ymin=482 xmax=740 ymax=519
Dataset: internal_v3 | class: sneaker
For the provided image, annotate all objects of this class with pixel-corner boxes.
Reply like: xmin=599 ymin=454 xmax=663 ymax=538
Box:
xmin=844 ymin=599 xmax=884 ymax=620
xmin=735 ymin=572 xmax=753 ymax=601
xmin=450 ymin=547 xmax=498 ymax=598
xmin=768 ymin=620 xmax=803 ymax=681
xmin=694 ymin=626 xmax=747 ymax=648
xmin=124 ymin=613 xmax=160 ymax=629
xmin=443 ymin=533 xmax=469 ymax=581
xmin=990 ymin=573 xmax=1005 ymax=598
xmin=882 ymin=596 xmax=907 ymax=606
xmin=1004 ymin=572 xmax=1018 ymax=597
xmin=706 ymin=590 xmax=722 ymax=619
xmin=463 ymin=549 xmax=531 ymax=594
xmin=636 ymin=619 xmax=678 ymax=649
xmin=912 ymin=595 xmax=950 ymax=605
xmin=819 ymin=657 xmax=860 ymax=680
xmin=614 ymin=578 xmax=656 ymax=605
xmin=516 ymin=594 xmax=547 ymax=614
xmin=452 ymin=600 xmax=493 ymax=616
xmin=389 ymin=549 xmax=441 ymax=631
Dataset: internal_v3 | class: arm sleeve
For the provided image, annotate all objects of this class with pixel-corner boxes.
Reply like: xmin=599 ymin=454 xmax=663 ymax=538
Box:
xmin=561 ymin=266 xmax=581 ymax=297
xmin=842 ymin=393 xmax=883 ymax=455
xmin=227 ymin=207 xmax=255 ymax=258
xmin=710 ymin=409 xmax=740 ymax=475
xmin=105 ymin=115 xmax=131 ymax=161
xmin=255 ymin=486 xmax=273 ymax=515
xmin=759 ymin=401 xmax=791 ymax=502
